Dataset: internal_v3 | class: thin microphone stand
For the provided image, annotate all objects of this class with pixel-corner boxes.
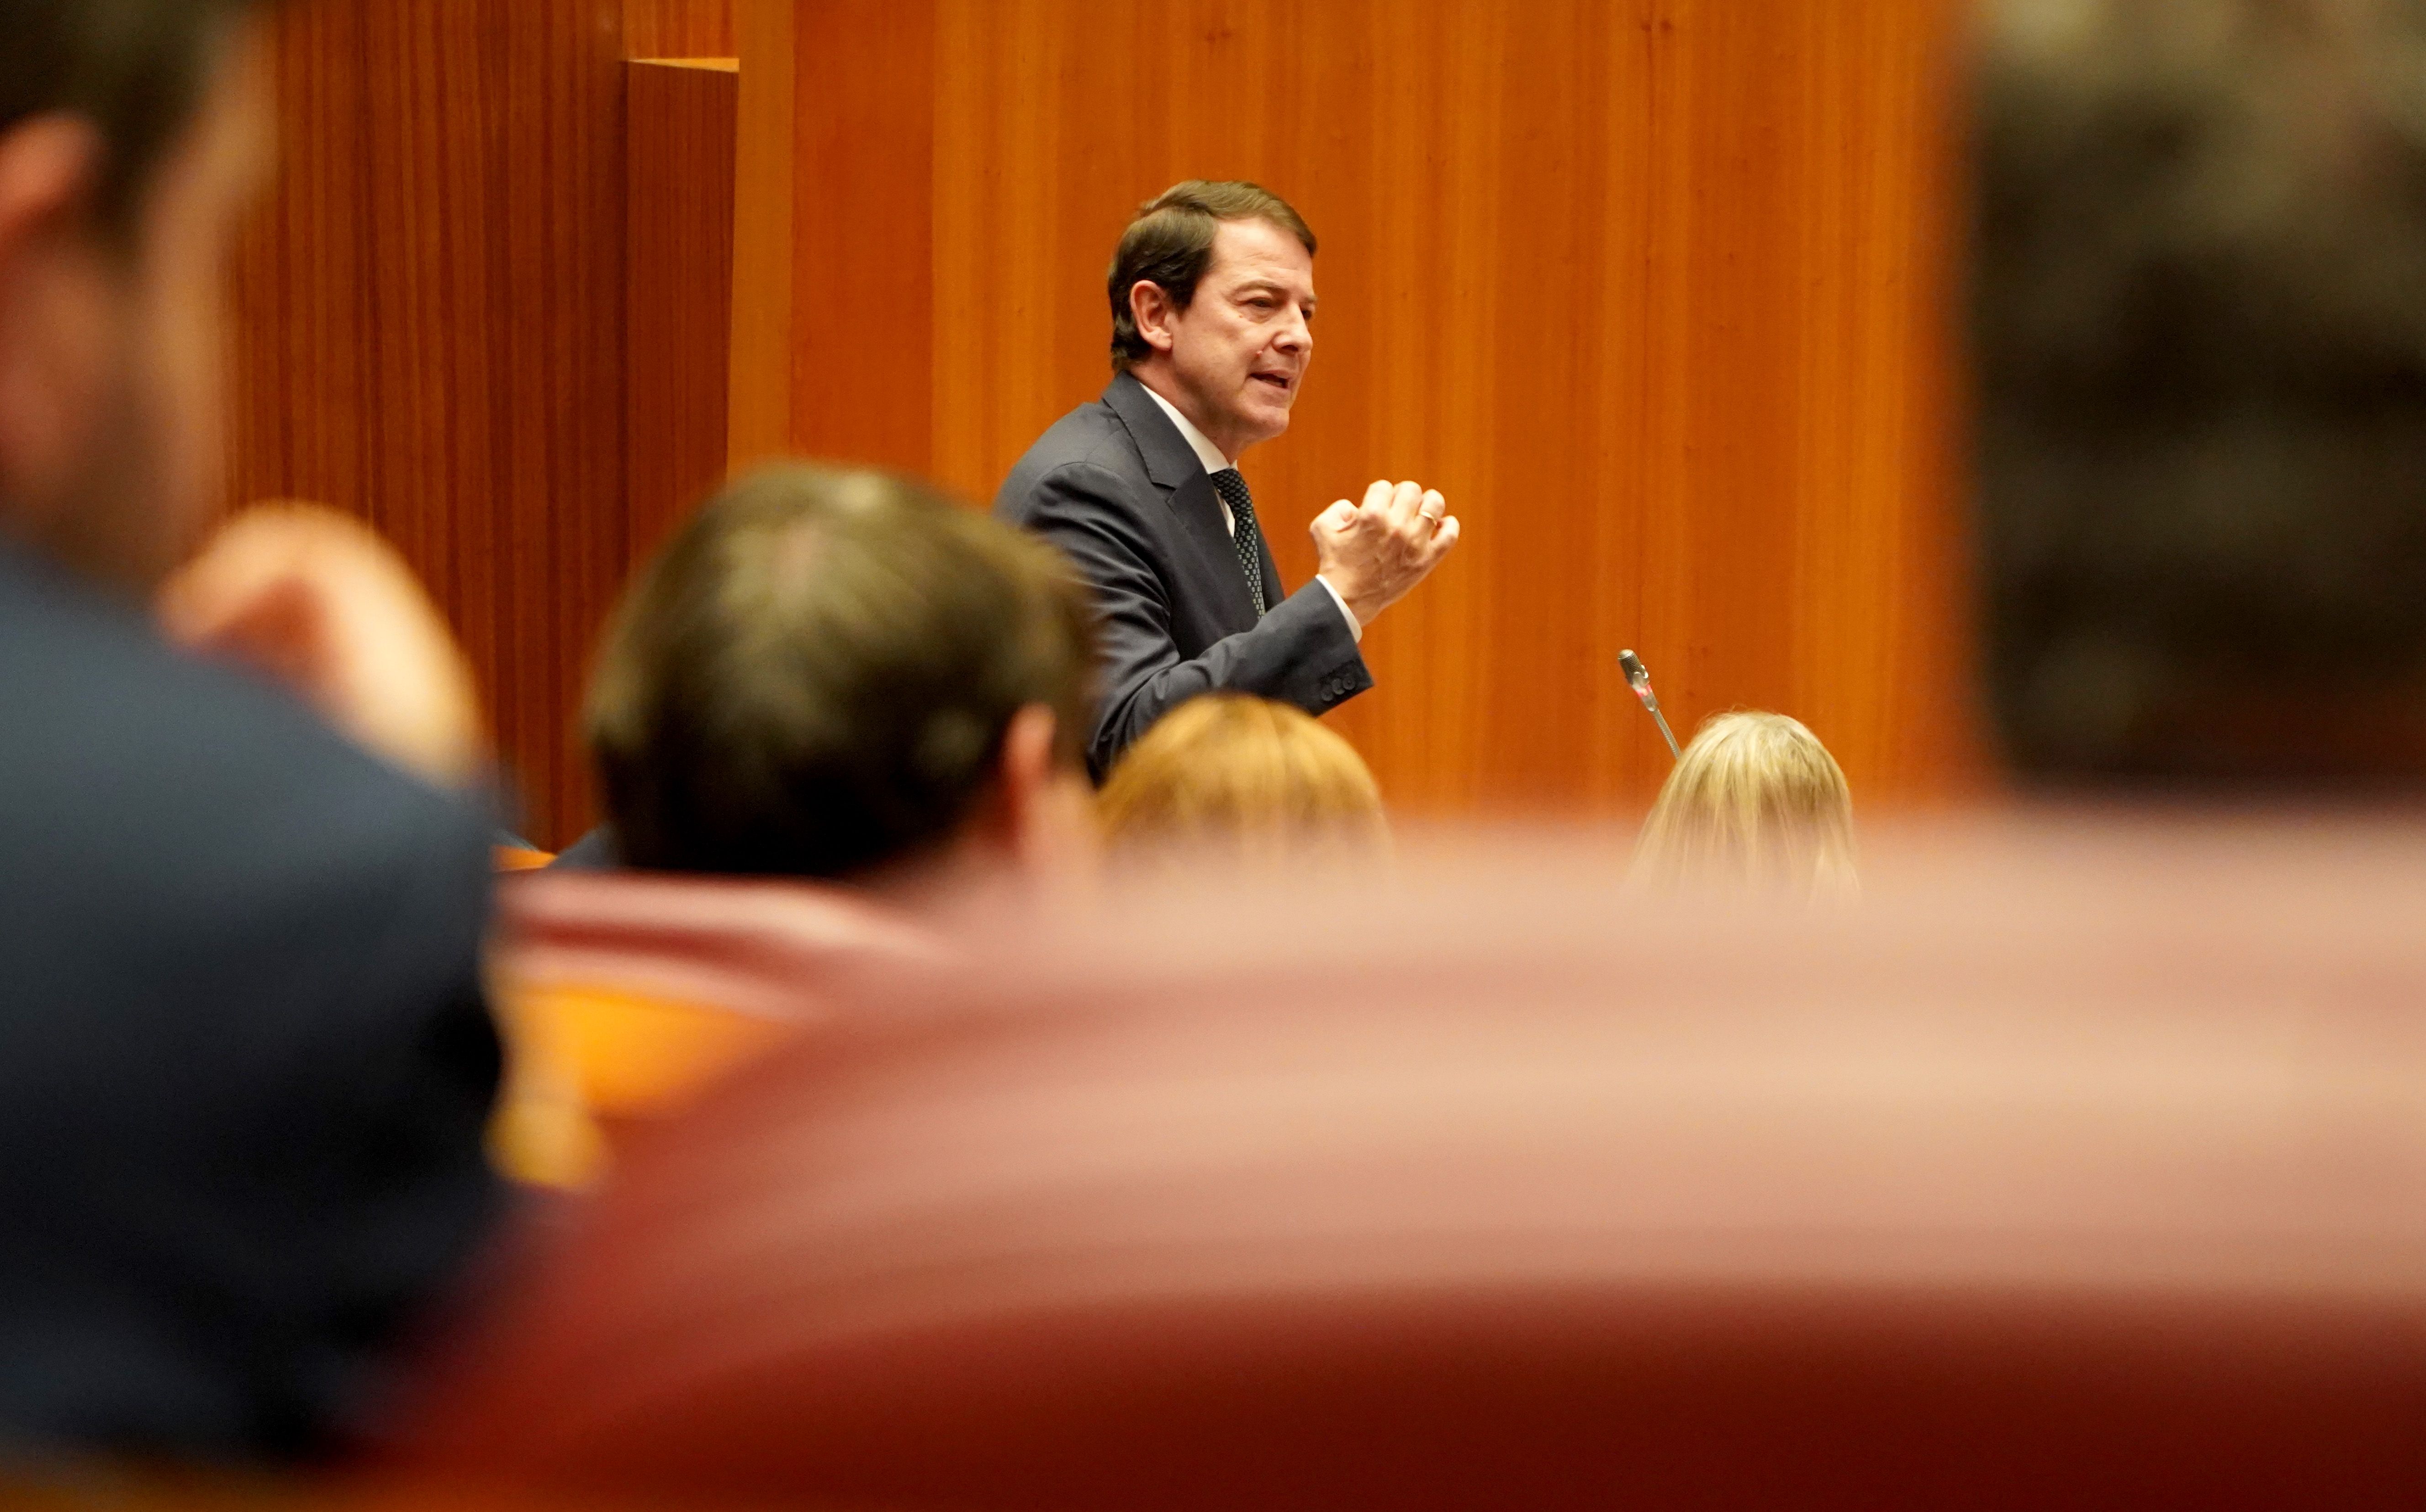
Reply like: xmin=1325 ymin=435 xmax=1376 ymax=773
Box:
xmin=1618 ymin=649 xmax=1682 ymax=762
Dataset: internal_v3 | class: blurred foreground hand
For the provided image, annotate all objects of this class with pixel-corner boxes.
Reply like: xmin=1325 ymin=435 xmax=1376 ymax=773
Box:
xmin=159 ymin=504 xmax=488 ymax=789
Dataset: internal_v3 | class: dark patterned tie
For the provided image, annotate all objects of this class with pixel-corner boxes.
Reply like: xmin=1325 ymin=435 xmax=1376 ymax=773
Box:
xmin=1208 ymin=468 xmax=1268 ymax=617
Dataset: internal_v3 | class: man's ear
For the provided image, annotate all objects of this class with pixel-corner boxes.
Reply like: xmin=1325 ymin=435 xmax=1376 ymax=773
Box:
xmin=0 ymin=117 xmax=102 ymax=264
xmin=0 ymin=116 xmax=111 ymax=528
xmin=994 ymin=703 xmax=1061 ymax=844
xmin=1127 ymin=279 xmax=1178 ymax=356
xmin=992 ymin=702 xmax=1100 ymax=880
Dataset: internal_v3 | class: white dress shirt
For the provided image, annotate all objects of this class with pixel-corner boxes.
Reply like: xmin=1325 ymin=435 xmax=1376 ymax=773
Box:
xmin=1140 ymin=383 xmax=1363 ymax=641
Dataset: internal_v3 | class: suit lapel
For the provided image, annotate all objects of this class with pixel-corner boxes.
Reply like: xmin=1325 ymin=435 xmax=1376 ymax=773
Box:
xmin=1104 ymin=374 xmax=1263 ymax=628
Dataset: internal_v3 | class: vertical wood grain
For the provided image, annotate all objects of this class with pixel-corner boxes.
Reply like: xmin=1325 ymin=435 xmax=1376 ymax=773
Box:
xmin=727 ymin=0 xmax=796 ymax=470
xmin=834 ymin=0 xmax=1983 ymax=814
xmin=624 ymin=0 xmax=734 ymax=58
xmin=627 ymin=60 xmax=738 ymax=567
xmin=239 ymin=0 xmax=1981 ymax=839
xmin=228 ymin=0 xmax=630 ymax=846
xmin=786 ymin=0 xmax=936 ymax=474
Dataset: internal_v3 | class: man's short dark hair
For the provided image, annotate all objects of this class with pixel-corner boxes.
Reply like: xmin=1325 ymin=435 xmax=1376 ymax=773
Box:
xmin=0 ymin=0 xmax=264 ymax=238
xmin=1108 ymin=180 xmax=1316 ymax=374
xmin=1975 ymin=0 xmax=2426 ymax=784
xmin=586 ymin=465 xmax=1095 ymax=880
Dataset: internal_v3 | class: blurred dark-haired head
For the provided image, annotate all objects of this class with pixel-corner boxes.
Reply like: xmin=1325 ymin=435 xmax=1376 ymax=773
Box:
xmin=586 ymin=464 xmax=1099 ymax=887
xmin=1976 ymin=0 xmax=2426 ymax=787
xmin=0 ymin=0 xmax=266 ymax=235
xmin=0 ymin=0 xmax=270 ymax=592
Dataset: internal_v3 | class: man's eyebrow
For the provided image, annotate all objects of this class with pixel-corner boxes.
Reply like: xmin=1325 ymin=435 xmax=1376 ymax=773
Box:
xmin=1233 ymin=278 xmax=1316 ymax=307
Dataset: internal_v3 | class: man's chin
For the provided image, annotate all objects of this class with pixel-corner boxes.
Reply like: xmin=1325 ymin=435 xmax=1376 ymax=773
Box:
xmin=1241 ymin=402 xmax=1294 ymax=446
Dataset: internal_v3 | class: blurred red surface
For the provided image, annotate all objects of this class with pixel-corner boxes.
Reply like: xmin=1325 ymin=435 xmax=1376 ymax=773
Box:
xmin=405 ymin=817 xmax=2426 ymax=1508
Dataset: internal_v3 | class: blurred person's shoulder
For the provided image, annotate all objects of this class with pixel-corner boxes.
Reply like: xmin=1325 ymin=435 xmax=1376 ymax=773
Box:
xmin=0 ymin=538 xmax=489 ymax=973
xmin=0 ymin=543 xmax=501 ymax=1460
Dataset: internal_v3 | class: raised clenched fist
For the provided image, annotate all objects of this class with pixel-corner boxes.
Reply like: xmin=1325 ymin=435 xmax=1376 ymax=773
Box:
xmin=158 ymin=503 xmax=488 ymax=789
xmin=1309 ymin=479 xmax=1460 ymax=629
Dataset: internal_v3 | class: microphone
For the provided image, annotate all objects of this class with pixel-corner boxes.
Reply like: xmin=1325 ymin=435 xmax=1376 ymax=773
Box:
xmin=1618 ymin=649 xmax=1682 ymax=762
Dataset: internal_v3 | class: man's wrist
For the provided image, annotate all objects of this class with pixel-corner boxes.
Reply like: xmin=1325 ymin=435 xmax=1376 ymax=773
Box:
xmin=1315 ymin=575 xmax=1364 ymax=641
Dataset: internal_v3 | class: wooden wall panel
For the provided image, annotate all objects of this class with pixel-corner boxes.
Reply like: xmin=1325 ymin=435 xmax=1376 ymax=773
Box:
xmin=786 ymin=0 xmax=936 ymax=472
xmin=627 ymin=60 xmax=738 ymax=568
xmin=728 ymin=0 xmax=797 ymax=470
xmin=228 ymin=0 xmax=630 ymax=847
xmin=776 ymin=0 xmax=1983 ymax=816
xmin=625 ymin=0 xmax=734 ymax=58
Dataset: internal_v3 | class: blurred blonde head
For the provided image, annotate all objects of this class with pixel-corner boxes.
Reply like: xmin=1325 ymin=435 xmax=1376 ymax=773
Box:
xmin=1628 ymin=711 xmax=1856 ymax=903
xmin=1099 ymin=695 xmax=1388 ymax=865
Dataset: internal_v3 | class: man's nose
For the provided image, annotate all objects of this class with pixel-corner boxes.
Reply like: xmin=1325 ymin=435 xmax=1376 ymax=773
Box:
xmin=1276 ymin=307 xmax=1312 ymax=355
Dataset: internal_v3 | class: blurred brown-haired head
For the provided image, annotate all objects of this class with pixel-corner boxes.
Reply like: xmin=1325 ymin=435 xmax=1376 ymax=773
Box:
xmin=587 ymin=464 xmax=1095 ymax=881
xmin=1097 ymin=694 xmax=1386 ymax=864
xmin=1108 ymin=180 xmax=1316 ymax=374
xmin=0 ymin=0 xmax=266 ymax=238
xmin=1628 ymin=711 xmax=1855 ymax=904
xmin=0 ymin=0 xmax=278 ymax=593
xmin=1977 ymin=0 xmax=2426 ymax=786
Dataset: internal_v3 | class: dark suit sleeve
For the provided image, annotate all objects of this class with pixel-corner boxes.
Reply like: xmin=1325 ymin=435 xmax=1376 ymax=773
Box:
xmin=1025 ymin=461 xmax=1374 ymax=775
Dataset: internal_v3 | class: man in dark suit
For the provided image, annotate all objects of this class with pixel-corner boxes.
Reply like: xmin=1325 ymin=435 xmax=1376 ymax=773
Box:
xmin=997 ymin=181 xmax=1462 ymax=776
xmin=0 ymin=0 xmax=502 ymax=1460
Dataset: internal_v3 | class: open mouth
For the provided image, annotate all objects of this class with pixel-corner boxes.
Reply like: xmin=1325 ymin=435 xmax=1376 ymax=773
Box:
xmin=1251 ymin=372 xmax=1293 ymax=393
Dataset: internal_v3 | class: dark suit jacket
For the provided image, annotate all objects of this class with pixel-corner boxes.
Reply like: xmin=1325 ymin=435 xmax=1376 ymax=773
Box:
xmin=0 ymin=539 xmax=504 ymax=1460
xmin=994 ymin=373 xmax=1373 ymax=776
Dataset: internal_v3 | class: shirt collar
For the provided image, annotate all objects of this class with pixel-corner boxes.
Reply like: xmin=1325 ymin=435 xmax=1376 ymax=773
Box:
xmin=1137 ymin=381 xmax=1235 ymax=476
